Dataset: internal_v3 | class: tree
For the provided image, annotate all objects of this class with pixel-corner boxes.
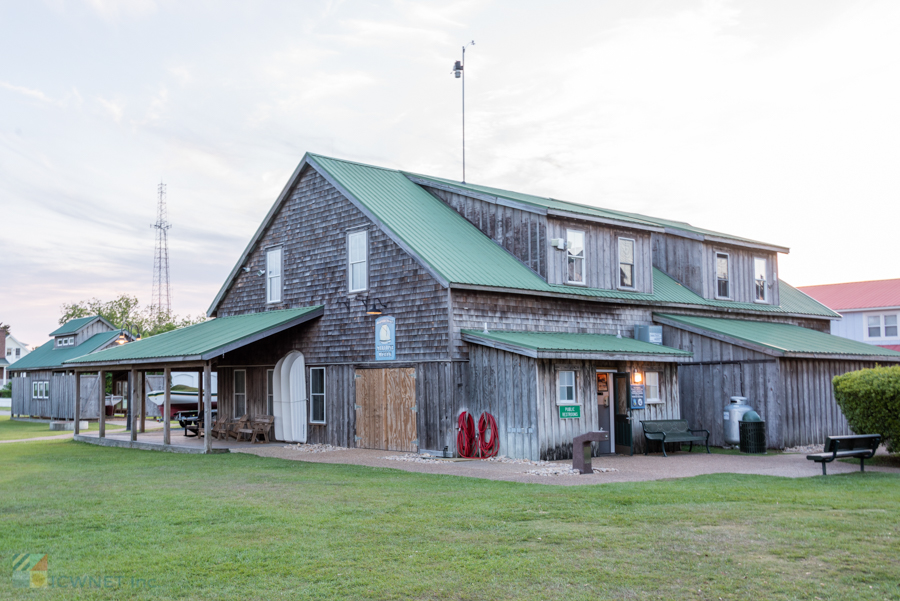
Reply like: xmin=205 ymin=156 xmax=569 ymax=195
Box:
xmin=59 ymin=294 xmax=206 ymax=338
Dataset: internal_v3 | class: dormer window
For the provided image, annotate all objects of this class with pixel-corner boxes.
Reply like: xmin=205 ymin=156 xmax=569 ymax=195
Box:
xmin=618 ymin=238 xmax=635 ymax=289
xmin=716 ymin=253 xmax=730 ymax=299
xmin=566 ymin=230 xmax=585 ymax=285
xmin=754 ymin=257 xmax=768 ymax=302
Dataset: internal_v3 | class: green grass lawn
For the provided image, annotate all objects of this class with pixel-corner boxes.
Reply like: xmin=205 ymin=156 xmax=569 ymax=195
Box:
xmin=0 ymin=415 xmax=126 ymax=441
xmin=1 ymin=441 xmax=898 ymax=600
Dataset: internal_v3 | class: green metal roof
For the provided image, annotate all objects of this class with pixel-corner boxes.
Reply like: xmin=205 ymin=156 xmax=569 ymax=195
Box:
xmin=408 ymin=173 xmax=786 ymax=251
xmin=461 ymin=329 xmax=692 ymax=359
xmin=308 ymin=155 xmax=835 ymax=319
xmin=654 ymin=313 xmax=900 ymax=359
xmin=49 ymin=316 xmax=104 ymax=336
xmin=10 ymin=331 xmax=121 ymax=372
xmin=0 ymin=358 xmax=9 ymax=367
xmin=65 ymin=307 xmax=323 ymax=366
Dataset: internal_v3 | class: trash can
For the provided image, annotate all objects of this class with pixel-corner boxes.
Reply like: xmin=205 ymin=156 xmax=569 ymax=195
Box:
xmin=739 ymin=411 xmax=766 ymax=454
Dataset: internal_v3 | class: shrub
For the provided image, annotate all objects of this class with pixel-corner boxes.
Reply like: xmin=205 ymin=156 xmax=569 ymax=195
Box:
xmin=833 ymin=365 xmax=900 ymax=452
xmin=0 ymin=382 xmax=9 ymax=398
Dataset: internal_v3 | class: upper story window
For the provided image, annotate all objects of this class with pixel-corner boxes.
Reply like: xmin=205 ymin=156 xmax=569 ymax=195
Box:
xmin=618 ymin=238 xmax=635 ymax=289
xmin=866 ymin=313 xmax=899 ymax=339
xmin=57 ymin=337 xmax=74 ymax=348
xmin=5 ymin=349 xmax=10 ymax=356
xmin=557 ymin=370 xmax=577 ymax=405
xmin=15 ymin=348 xmax=20 ymax=357
xmin=754 ymin=257 xmax=768 ymax=302
xmin=348 ymin=230 xmax=368 ymax=293
xmin=716 ymin=253 xmax=730 ymax=299
xmin=266 ymin=247 xmax=282 ymax=304
xmin=566 ymin=230 xmax=585 ymax=284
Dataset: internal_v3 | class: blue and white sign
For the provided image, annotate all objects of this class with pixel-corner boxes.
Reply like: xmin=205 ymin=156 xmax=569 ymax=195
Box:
xmin=375 ymin=316 xmax=396 ymax=361
xmin=630 ymin=384 xmax=646 ymax=410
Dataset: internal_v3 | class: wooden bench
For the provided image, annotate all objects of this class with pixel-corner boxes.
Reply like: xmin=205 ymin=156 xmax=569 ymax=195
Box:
xmin=807 ymin=434 xmax=881 ymax=475
xmin=641 ymin=419 xmax=710 ymax=457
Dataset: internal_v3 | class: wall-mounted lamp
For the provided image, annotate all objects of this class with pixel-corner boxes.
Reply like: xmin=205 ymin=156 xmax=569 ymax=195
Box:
xmin=365 ymin=297 xmax=388 ymax=315
xmin=257 ymin=270 xmax=265 ymax=276
xmin=633 ymin=371 xmax=643 ymax=385
xmin=116 ymin=330 xmax=128 ymax=345
xmin=242 ymin=267 xmax=250 ymax=273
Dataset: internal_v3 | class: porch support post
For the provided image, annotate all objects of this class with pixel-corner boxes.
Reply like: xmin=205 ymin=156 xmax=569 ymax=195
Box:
xmin=130 ymin=368 xmax=138 ymax=442
xmin=139 ymin=370 xmax=146 ymax=434
xmin=204 ymin=362 xmax=212 ymax=454
xmin=163 ymin=367 xmax=171 ymax=446
xmin=98 ymin=370 xmax=106 ymax=438
xmin=74 ymin=371 xmax=81 ymax=435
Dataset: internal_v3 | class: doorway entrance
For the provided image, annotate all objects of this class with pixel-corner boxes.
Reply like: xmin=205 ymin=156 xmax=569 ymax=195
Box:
xmin=354 ymin=368 xmax=417 ymax=452
xmin=595 ymin=371 xmax=614 ymax=453
xmin=613 ymin=373 xmax=633 ymax=455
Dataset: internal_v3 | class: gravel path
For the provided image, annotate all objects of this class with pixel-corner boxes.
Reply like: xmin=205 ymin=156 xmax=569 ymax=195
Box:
xmin=230 ymin=445 xmax=900 ymax=486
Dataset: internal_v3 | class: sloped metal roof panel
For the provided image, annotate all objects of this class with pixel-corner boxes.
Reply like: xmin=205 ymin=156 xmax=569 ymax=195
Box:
xmin=10 ymin=331 xmax=121 ymax=371
xmin=461 ymin=329 xmax=692 ymax=357
xmin=654 ymin=313 xmax=900 ymax=358
xmin=797 ymin=279 xmax=900 ymax=311
xmin=49 ymin=316 xmax=101 ymax=337
xmin=65 ymin=307 xmax=323 ymax=365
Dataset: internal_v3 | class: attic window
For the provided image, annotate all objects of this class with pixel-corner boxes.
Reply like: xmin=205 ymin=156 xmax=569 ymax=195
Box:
xmin=266 ymin=247 xmax=282 ymax=304
xmin=348 ymin=230 xmax=368 ymax=293
xmin=716 ymin=253 xmax=730 ymax=299
xmin=566 ymin=230 xmax=585 ymax=285
xmin=754 ymin=257 xmax=768 ymax=302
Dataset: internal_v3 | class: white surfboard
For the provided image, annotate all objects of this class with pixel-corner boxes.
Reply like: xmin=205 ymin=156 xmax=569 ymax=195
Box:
xmin=273 ymin=355 xmax=287 ymax=441
xmin=280 ymin=351 xmax=301 ymax=443
xmin=289 ymin=352 xmax=307 ymax=444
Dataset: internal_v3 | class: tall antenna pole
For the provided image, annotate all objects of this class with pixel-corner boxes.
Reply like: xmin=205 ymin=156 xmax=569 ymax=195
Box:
xmin=453 ymin=40 xmax=475 ymax=183
xmin=151 ymin=181 xmax=172 ymax=325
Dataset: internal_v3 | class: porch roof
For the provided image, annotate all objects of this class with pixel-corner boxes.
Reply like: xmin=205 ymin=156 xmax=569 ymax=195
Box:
xmin=653 ymin=313 xmax=900 ymax=361
xmin=64 ymin=307 xmax=323 ymax=368
xmin=460 ymin=330 xmax=692 ymax=361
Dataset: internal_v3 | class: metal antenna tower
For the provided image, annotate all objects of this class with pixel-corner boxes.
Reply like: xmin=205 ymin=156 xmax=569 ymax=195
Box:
xmin=452 ymin=40 xmax=475 ymax=183
xmin=151 ymin=181 xmax=172 ymax=322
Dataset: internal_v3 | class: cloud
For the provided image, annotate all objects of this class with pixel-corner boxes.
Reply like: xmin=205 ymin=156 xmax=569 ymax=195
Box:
xmin=96 ymin=96 xmax=125 ymax=122
xmin=0 ymin=81 xmax=56 ymax=104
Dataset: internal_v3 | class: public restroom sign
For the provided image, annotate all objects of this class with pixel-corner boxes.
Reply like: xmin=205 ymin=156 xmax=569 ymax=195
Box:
xmin=630 ymin=384 xmax=646 ymax=410
xmin=375 ymin=316 xmax=396 ymax=361
xmin=558 ymin=405 xmax=582 ymax=419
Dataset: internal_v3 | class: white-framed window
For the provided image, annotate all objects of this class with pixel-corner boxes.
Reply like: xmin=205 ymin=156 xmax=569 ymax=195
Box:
xmin=6 ymin=349 xmax=10 ymax=356
xmin=645 ymin=372 xmax=661 ymax=404
xmin=557 ymin=370 xmax=577 ymax=405
xmin=15 ymin=348 xmax=20 ymax=357
xmin=234 ymin=369 xmax=246 ymax=418
xmin=865 ymin=313 xmax=900 ymax=339
xmin=310 ymin=367 xmax=326 ymax=424
xmin=754 ymin=257 xmax=768 ymax=302
xmin=618 ymin=238 xmax=635 ymax=289
xmin=267 ymin=369 xmax=274 ymax=416
xmin=348 ymin=230 xmax=368 ymax=293
xmin=715 ymin=253 xmax=730 ymax=299
xmin=566 ymin=230 xmax=585 ymax=285
xmin=266 ymin=247 xmax=282 ymax=304
xmin=32 ymin=381 xmax=48 ymax=400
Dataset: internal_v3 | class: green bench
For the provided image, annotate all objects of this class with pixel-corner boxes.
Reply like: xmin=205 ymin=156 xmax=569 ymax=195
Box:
xmin=806 ymin=434 xmax=881 ymax=475
xmin=641 ymin=419 xmax=710 ymax=457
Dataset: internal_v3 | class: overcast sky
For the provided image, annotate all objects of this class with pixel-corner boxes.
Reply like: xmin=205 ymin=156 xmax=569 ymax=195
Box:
xmin=2 ymin=0 xmax=899 ymax=348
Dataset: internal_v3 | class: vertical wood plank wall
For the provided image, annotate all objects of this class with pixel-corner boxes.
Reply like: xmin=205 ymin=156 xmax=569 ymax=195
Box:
xmin=10 ymin=374 xmax=100 ymax=419
xmin=620 ymin=362 xmax=681 ymax=455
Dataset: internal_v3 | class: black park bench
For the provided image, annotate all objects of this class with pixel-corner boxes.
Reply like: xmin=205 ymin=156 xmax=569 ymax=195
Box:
xmin=641 ymin=419 xmax=710 ymax=457
xmin=806 ymin=434 xmax=881 ymax=475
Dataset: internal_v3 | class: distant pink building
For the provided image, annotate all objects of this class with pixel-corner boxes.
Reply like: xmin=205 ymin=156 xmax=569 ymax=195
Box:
xmin=798 ymin=279 xmax=900 ymax=352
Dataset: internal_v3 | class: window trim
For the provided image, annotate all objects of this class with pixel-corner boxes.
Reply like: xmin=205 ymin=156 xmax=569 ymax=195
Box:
xmin=266 ymin=246 xmax=283 ymax=305
xmin=555 ymin=368 xmax=580 ymax=406
xmin=565 ymin=229 xmax=586 ymax=286
xmin=347 ymin=229 xmax=369 ymax=294
xmin=266 ymin=369 xmax=274 ymax=417
xmin=233 ymin=369 xmax=247 ymax=419
xmin=33 ymin=380 xmax=48 ymax=400
xmin=617 ymin=237 xmax=636 ymax=290
xmin=309 ymin=366 xmax=326 ymax=424
xmin=715 ymin=252 xmax=731 ymax=300
xmin=863 ymin=312 xmax=900 ymax=341
xmin=753 ymin=256 xmax=768 ymax=303
xmin=644 ymin=371 xmax=663 ymax=405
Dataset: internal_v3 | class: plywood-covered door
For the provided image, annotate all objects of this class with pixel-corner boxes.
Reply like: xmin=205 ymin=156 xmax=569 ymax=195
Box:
xmin=355 ymin=368 xmax=417 ymax=452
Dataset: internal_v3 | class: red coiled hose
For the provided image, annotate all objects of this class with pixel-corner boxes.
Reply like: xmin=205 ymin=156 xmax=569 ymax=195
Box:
xmin=457 ymin=411 xmax=477 ymax=458
xmin=478 ymin=412 xmax=499 ymax=458
xmin=457 ymin=411 xmax=499 ymax=458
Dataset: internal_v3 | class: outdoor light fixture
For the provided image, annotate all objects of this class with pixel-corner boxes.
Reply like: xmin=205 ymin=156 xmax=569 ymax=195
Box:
xmin=242 ymin=267 xmax=250 ymax=273
xmin=257 ymin=269 xmax=265 ymax=276
xmin=451 ymin=40 xmax=475 ymax=182
xmin=365 ymin=297 xmax=388 ymax=315
xmin=633 ymin=372 xmax=643 ymax=384
xmin=116 ymin=331 xmax=128 ymax=345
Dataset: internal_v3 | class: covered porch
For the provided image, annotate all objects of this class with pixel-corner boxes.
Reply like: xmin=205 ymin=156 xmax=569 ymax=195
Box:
xmin=64 ymin=307 xmax=323 ymax=453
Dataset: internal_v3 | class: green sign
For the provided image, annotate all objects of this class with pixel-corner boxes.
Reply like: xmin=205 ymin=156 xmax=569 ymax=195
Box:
xmin=558 ymin=405 xmax=582 ymax=419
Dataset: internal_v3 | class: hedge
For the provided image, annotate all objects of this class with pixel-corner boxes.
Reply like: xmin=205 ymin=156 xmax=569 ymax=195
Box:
xmin=833 ymin=365 xmax=900 ymax=453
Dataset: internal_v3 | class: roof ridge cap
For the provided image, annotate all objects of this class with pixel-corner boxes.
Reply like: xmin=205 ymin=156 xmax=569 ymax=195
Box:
xmin=308 ymin=153 xmax=400 ymax=174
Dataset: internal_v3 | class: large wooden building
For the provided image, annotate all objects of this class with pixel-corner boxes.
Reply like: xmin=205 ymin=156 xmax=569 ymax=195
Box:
xmin=66 ymin=154 xmax=900 ymax=458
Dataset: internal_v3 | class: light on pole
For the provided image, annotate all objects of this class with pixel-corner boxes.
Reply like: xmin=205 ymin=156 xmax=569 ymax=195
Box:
xmin=452 ymin=40 xmax=475 ymax=183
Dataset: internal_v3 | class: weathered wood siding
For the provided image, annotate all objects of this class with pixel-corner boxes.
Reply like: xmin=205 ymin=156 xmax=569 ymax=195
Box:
xmin=546 ymin=219 xmax=653 ymax=293
xmin=622 ymin=362 xmax=681 ymax=454
xmin=215 ymin=167 xmax=449 ymax=363
xmin=416 ymin=361 xmax=468 ymax=454
xmin=73 ymin=320 xmax=115 ymax=347
xmin=780 ymin=359 xmax=877 ymax=447
xmin=464 ymin=346 xmax=539 ymax=460
xmin=425 ymin=187 xmax=547 ymax=279
xmin=10 ymin=374 xmax=101 ymax=419
xmin=535 ymin=358 xmax=598 ymax=460
xmin=652 ymin=233 xmax=704 ymax=296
